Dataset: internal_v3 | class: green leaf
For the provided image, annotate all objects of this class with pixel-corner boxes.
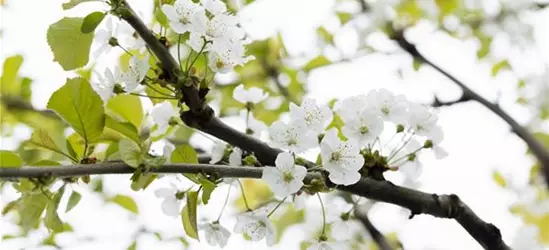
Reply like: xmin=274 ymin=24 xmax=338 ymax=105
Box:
xmin=47 ymin=78 xmax=105 ymax=143
xmin=336 ymin=12 xmax=353 ymax=24
xmin=47 ymin=17 xmax=93 ymax=70
xmin=0 ymin=150 xmax=23 ymax=168
xmin=435 ymin=0 xmax=460 ymax=16
xmin=110 ymin=195 xmax=139 ymax=214
xmin=272 ymin=206 xmax=305 ymax=242
xmin=45 ymin=187 xmax=65 ymax=232
xmin=303 ymin=56 xmax=331 ymax=72
xmin=130 ymin=173 xmax=157 ymax=191
xmin=0 ymin=55 xmax=24 ymax=96
xmin=66 ymin=191 xmax=82 ymax=213
xmin=62 ymin=0 xmax=101 ymax=9
xmin=81 ymin=12 xmax=105 ymax=34
xmin=119 ymin=138 xmax=143 ymax=168
xmin=19 ymin=193 xmax=49 ymax=231
xmin=396 ymin=0 xmax=423 ymax=24
xmin=198 ymin=174 xmax=217 ymax=205
xmin=181 ymin=191 xmax=199 ymax=240
xmin=107 ymin=94 xmax=143 ymax=130
xmin=127 ymin=241 xmax=137 ymax=250
xmin=170 ymin=145 xmax=198 ymax=163
xmin=316 ymin=27 xmax=333 ymax=44
xmin=155 ymin=7 xmax=169 ymax=28
xmin=105 ymin=116 xmax=140 ymax=143
xmin=534 ymin=133 xmax=549 ymax=149
xmin=475 ymin=30 xmax=492 ymax=59
xmin=28 ymin=129 xmax=73 ymax=161
xmin=491 ymin=60 xmax=511 ymax=77
xmin=2 ymin=200 xmax=19 ymax=215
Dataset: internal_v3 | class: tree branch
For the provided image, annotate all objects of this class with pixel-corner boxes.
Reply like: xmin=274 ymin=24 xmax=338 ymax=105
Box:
xmin=393 ymin=31 xmax=549 ymax=189
xmin=2 ymin=96 xmax=58 ymax=118
xmin=0 ymin=163 xmax=263 ymax=179
xmin=354 ymin=205 xmax=394 ymax=250
xmin=431 ymin=95 xmax=473 ymax=108
xmin=112 ymin=2 xmax=511 ymax=248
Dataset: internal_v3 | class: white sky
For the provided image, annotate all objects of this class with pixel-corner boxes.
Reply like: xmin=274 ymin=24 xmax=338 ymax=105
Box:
xmin=1 ymin=0 xmax=548 ymax=250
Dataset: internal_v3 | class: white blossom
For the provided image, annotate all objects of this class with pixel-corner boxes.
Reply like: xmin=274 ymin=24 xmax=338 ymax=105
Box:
xmin=331 ymin=219 xmax=361 ymax=241
xmin=366 ymin=89 xmax=409 ymax=124
xmin=242 ymin=110 xmax=267 ymax=138
xmin=161 ymin=0 xmax=203 ymax=34
xmin=341 ymin=109 xmax=384 ymax=146
xmin=307 ymin=241 xmax=337 ymax=250
xmin=210 ymin=141 xmax=227 ymax=164
xmin=407 ymin=104 xmax=440 ymax=139
xmin=320 ymin=129 xmax=364 ymax=186
xmin=292 ymin=192 xmax=308 ymax=210
xmin=289 ymin=98 xmax=333 ymax=134
xmin=269 ymin=120 xmax=318 ymax=153
xmin=234 ymin=210 xmax=276 ymax=246
xmin=154 ymin=184 xmax=182 ymax=216
xmin=94 ymin=18 xmax=118 ymax=58
xmin=208 ymin=43 xmax=255 ymax=73
xmin=192 ymin=11 xmax=243 ymax=51
xmin=93 ymin=68 xmax=122 ymax=103
xmin=224 ymin=147 xmax=242 ymax=184
xmin=233 ymin=84 xmax=268 ymax=104
xmin=151 ymin=101 xmax=179 ymax=135
xmin=397 ymin=140 xmax=424 ymax=180
xmin=163 ymin=143 xmax=176 ymax=161
xmin=201 ymin=0 xmax=227 ymax=15
xmin=262 ymin=152 xmax=307 ymax=197
xmin=334 ymin=95 xmax=367 ymax=123
xmin=199 ymin=222 xmax=231 ymax=248
xmin=121 ymin=55 xmax=149 ymax=92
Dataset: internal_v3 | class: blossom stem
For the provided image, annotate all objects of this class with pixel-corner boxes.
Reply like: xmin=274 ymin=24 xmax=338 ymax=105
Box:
xmin=117 ymin=45 xmax=134 ymax=56
xmin=317 ymin=193 xmax=327 ymax=237
xmin=387 ymin=132 xmax=415 ymax=161
xmin=128 ymin=93 xmax=179 ymax=100
xmin=391 ymin=147 xmax=424 ymax=166
xmin=144 ymin=81 xmax=176 ymax=97
xmin=237 ymin=179 xmax=252 ymax=211
xmin=186 ymin=40 xmax=209 ymax=73
xmin=178 ymin=35 xmax=183 ymax=72
xmin=215 ymin=185 xmax=232 ymax=222
xmin=267 ymin=197 xmax=287 ymax=217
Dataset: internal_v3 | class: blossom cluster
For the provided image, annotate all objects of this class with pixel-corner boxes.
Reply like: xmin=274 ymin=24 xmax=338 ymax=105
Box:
xmin=162 ymin=0 xmax=254 ymax=72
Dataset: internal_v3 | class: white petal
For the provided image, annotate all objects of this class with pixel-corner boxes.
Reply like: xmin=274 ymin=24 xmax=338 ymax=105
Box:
xmin=161 ymin=197 xmax=180 ymax=216
xmin=154 ymin=188 xmax=174 ymax=198
xmin=161 ymin=5 xmax=179 ymax=21
xmin=229 ymin=147 xmax=242 ymax=166
xmin=328 ymin=168 xmax=361 ymax=186
xmin=274 ymin=152 xmax=294 ymax=170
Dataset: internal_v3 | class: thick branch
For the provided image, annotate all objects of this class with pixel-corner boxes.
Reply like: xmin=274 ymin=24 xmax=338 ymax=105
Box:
xmin=0 ymin=163 xmax=263 ymax=179
xmin=354 ymin=206 xmax=393 ymax=250
xmin=394 ymin=31 xmax=549 ymax=189
xmin=431 ymin=95 xmax=472 ymax=108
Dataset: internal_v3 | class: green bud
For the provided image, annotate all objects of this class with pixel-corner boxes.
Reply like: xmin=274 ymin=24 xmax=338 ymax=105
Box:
xmin=396 ymin=124 xmax=405 ymax=133
xmin=246 ymin=102 xmax=254 ymax=111
xmin=340 ymin=212 xmax=350 ymax=221
xmin=113 ymin=84 xmax=125 ymax=94
xmin=319 ymin=235 xmax=328 ymax=242
xmin=243 ymin=155 xmax=258 ymax=166
xmin=407 ymin=153 xmax=416 ymax=161
xmin=423 ymin=140 xmax=433 ymax=149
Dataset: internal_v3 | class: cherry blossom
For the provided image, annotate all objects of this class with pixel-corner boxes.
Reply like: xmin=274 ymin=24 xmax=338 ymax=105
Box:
xmin=233 ymin=84 xmax=268 ymax=105
xmin=121 ymin=55 xmax=149 ymax=92
xmin=320 ymin=129 xmax=364 ymax=186
xmin=341 ymin=109 xmax=384 ymax=146
xmin=161 ymin=0 xmax=203 ymax=34
xmin=199 ymin=221 xmax=231 ymax=248
xmin=233 ymin=210 xmax=276 ymax=246
xmin=151 ymin=101 xmax=179 ymax=135
xmin=269 ymin=120 xmax=318 ymax=153
xmin=262 ymin=152 xmax=307 ymax=197
xmin=154 ymin=184 xmax=183 ymax=216
xmin=289 ymin=98 xmax=333 ymax=134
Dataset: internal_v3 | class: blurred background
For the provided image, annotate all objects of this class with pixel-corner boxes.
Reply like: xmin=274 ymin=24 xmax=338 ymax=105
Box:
xmin=1 ymin=0 xmax=548 ymax=249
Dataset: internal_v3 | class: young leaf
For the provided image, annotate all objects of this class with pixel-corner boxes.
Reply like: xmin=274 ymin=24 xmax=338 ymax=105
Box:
xmin=0 ymin=150 xmax=23 ymax=168
xmin=105 ymin=116 xmax=141 ymax=143
xmin=47 ymin=18 xmax=93 ymax=70
xmin=29 ymin=129 xmax=74 ymax=161
xmin=492 ymin=171 xmax=507 ymax=188
xmin=19 ymin=193 xmax=49 ymax=231
xmin=66 ymin=191 xmax=82 ymax=213
xmin=181 ymin=191 xmax=199 ymax=240
xmin=45 ymin=187 xmax=65 ymax=232
xmin=197 ymin=174 xmax=217 ymax=205
xmin=491 ymin=60 xmax=511 ymax=77
xmin=119 ymin=139 xmax=142 ymax=168
xmin=107 ymin=94 xmax=144 ymax=129
xmin=0 ymin=55 xmax=24 ymax=96
xmin=110 ymin=195 xmax=139 ymax=214
xmin=81 ymin=11 xmax=105 ymax=34
xmin=130 ymin=173 xmax=157 ymax=191
xmin=303 ymin=56 xmax=331 ymax=72
xmin=170 ymin=145 xmax=198 ymax=164
xmin=47 ymin=78 xmax=105 ymax=143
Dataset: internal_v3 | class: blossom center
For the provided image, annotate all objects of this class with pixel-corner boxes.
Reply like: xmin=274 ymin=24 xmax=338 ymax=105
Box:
xmin=283 ymin=171 xmax=294 ymax=183
xmin=359 ymin=126 xmax=369 ymax=134
xmin=331 ymin=151 xmax=342 ymax=162
xmin=381 ymin=106 xmax=390 ymax=115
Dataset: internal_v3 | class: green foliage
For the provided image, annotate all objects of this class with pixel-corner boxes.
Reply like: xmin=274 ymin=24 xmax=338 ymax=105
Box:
xmin=18 ymin=192 xmax=50 ymax=231
xmin=119 ymin=139 xmax=143 ymax=168
xmin=47 ymin=18 xmax=93 ymax=70
xmin=105 ymin=116 xmax=141 ymax=143
xmin=303 ymin=56 xmax=331 ymax=72
xmin=491 ymin=60 xmax=511 ymax=77
xmin=81 ymin=11 xmax=105 ymax=34
xmin=492 ymin=171 xmax=507 ymax=187
xmin=107 ymin=94 xmax=144 ymax=129
xmin=66 ymin=191 xmax=82 ymax=213
xmin=28 ymin=129 xmax=75 ymax=162
xmin=45 ymin=187 xmax=65 ymax=232
xmin=396 ymin=0 xmax=423 ymax=25
xmin=0 ymin=55 xmax=24 ymax=96
xmin=197 ymin=174 xmax=217 ymax=204
xmin=0 ymin=150 xmax=23 ymax=168
xmin=47 ymin=78 xmax=105 ymax=143
xmin=62 ymin=0 xmax=101 ymax=10
xmin=234 ymin=180 xmax=274 ymax=211
xmin=171 ymin=144 xmax=199 ymax=164
xmin=110 ymin=194 xmax=139 ymax=214
xmin=181 ymin=190 xmax=199 ymax=240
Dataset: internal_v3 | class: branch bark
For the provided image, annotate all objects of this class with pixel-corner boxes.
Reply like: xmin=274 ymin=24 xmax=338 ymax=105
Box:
xmin=393 ymin=31 xmax=549 ymax=189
